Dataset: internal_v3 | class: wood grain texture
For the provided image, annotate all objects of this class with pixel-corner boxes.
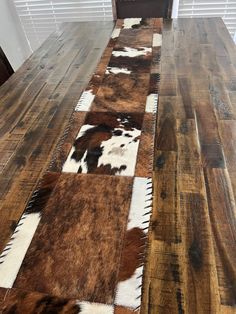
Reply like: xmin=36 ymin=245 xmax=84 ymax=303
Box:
xmin=0 ymin=17 xmax=236 ymax=314
xmin=142 ymin=18 xmax=236 ymax=314
xmin=0 ymin=18 xmax=160 ymax=313
xmin=0 ymin=21 xmax=114 ymax=252
xmin=48 ymin=112 xmax=87 ymax=172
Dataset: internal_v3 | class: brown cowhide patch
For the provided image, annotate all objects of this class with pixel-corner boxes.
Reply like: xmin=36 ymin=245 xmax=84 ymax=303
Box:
xmin=118 ymin=227 xmax=146 ymax=282
xmin=116 ymin=29 xmax=153 ymax=48
xmin=25 ymin=172 xmax=60 ymax=214
xmin=49 ymin=112 xmax=86 ymax=173
xmin=0 ymin=289 xmax=80 ymax=314
xmin=115 ymin=305 xmax=139 ymax=313
xmin=91 ymin=73 xmax=149 ymax=112
xmin=107 ymin=50 xmax=152 ymax=74
xmin=14 ymin=173 xmax=133 ymax=303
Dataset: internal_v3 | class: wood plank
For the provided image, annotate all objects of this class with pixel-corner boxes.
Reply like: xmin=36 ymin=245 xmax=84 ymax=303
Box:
xmin=0 ymin=17 xmax=236 ymax=314
xmin=0 ymin=22 xmax=114 ymax=252
xmin=204 ymin=168 xmax=236 ymax=306
xmin=142 ymin=17 xmax=236 ymax=314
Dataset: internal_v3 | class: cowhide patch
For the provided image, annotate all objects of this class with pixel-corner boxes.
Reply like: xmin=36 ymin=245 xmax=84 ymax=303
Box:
xmin=108 ymin=49 xmax=152 ymax=74
xmin=0 ymin=288 xmax=114 ymax=314
xmin=127 ymin=177 xmax=152 ymax=232
xmin=0 ymin=18 xmax=161 ymax=313
xmin=0 ymin=289 xmax=81 ymax=314
xmin=115 ymin=177 xmax=152 ymax=310
xmin=123 ymin=18 xmax=142 ymax=29
xmin=91 ymin=72 xmax=149 ymax=112
xmin=145 ymin=73 xmax=160 ymax=113
xmin=62 ymin=112 xmax=143 ymax=176
xmin=112 ymin=28 xmax=121 ymax=39
xmin=78 ymin=302 xmax=114 ymax=314
xmin=121 ymin=18 xmax=154 ymax=30
xmin=106 ymin=47 xmax=152 ymax=74
xmin=49 ymin=112 xmax=87 ymax=172
xmin=106 ymin=67 xmax=131 ymax=75
xmin=115 ymin=305 xmax=139 ymax=313
xmin=153 ymin=33 xmax=162 ymax=47
xmin=116 ymin=29 xmax=153 ymax=49
xmin=13 ymin=174 xmax=133 ymax=303
xmin=0 ymin=172 xmax=59 ymax=288
xmin=112 ymin=47 xmax=151 ymax=58
xmin=0 ymin=212 xmax=41 ymax=288
xmin=73 ymin=26 xmax=122 ymax=113
xmin=145 ymin=93 xmax=158 ymax=113
xmin=75 ymin=90 xmax=95 ymax=111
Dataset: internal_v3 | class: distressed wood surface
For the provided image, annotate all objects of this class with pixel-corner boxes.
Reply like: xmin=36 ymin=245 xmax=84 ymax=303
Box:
xmin=0 ymin=17 xmax=235 ymax=314
xmin=0 ymin=21 xmax=114 ymax=253
xmin=0 ymin=18 xmax=158 ymax=314
xmin=142 ymin=18 xmax=236 ymax=314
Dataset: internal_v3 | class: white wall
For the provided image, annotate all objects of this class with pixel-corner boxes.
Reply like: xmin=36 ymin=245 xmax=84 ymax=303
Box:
xmin=0 ymin=0 xmax=31 ymax=70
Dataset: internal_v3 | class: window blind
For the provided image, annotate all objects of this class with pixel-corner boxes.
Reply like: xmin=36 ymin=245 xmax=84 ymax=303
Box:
xmin=178 ymin=0 xmax=236 ymax=37
xmin=12 ymin=0 xmax=113 ymax=51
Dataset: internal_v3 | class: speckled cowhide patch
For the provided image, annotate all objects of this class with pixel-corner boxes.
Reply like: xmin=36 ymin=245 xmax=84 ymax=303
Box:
xmin=62 ymin=112 xmax=143 ymax=176
xmin=0 ymin=17 xmax=162 ymax=313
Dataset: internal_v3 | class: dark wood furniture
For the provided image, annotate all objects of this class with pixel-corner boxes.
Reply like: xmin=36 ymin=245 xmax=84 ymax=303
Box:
xmin=116 ymin=0 xmax=173 ymax=19
xmin=0 ymin=18 xmax=236 ymax=313
xmin=142 ymin=18 xmax=236 ymax=313
xmin=0 ymin=47 xmax=14 ymax=86
xmin=0 ymin=21 xmax=113 ymax=253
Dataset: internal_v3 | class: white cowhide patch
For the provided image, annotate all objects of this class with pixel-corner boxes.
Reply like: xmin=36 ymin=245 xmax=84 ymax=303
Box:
xmin=115 ymin=266 xmax=144 ymax=309
xmin=0 ymin=212 xmax=41 ymax=288
xmin=145 ymin=93 xmax=158 ymax=113
xmin=128 ymin=177 xmax=152 ymax=233
xmin=111 ymin=28 xmax=121 ymax=39
xmin=75 ymin=90 xmax=95 ymax=112
xmin=77 ymin=302 xmax=114 ymax=314
xmin=62 ymin=124 xmax=93 ymax=174
xmin=62 ymin=119 xmax=141 ymax=176
xmin=123 ymin=18 xmax=142 ymax=29
xmin=97 ymin=127 xmax=140 ymax=176
xmin=115 ymin=177 xmax=152 ymax=309
xmin=105 ymin=67 xmax=131 ymax=75
xmin=112 ymin=47 xmax=151 ymax=58
xmin=152 ymin=33 xmax=162 ymax=47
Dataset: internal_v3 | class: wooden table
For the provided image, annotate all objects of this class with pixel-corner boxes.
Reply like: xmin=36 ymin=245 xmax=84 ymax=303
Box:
xmin=0 ymin=21 xmax=113 ymax=252
xmin=0 ymin=18 xmax=236 ymax=313
xmin=142 ymin=18 xmax=236 ymax=313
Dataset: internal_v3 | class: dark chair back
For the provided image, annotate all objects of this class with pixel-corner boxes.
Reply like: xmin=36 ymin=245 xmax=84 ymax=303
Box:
xmin=116 ymin=0 xmax=173 ymax=19
xmin=0 ymin=47 xmax=14 ymax=87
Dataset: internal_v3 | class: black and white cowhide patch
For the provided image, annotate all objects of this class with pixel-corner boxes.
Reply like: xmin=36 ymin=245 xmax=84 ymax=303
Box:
xmin=62 ymin=112 xmax=143 ymax=176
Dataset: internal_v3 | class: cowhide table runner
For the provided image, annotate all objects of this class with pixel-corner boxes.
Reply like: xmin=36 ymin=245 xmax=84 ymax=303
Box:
xmin=0 ymin=18 xmax=162 ymax=313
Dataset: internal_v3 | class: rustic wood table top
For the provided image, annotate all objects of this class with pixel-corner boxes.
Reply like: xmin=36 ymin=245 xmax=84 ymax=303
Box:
xmin=143 ymin=18 xmax=236 ymax=313
xmin=0 ymin=21 xmax=113 ymax=252
xmin=0 ymin=18 xmax=235 ymax=313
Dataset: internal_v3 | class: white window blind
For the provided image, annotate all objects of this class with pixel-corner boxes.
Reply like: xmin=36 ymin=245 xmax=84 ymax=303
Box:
xmin=12 ymin=0 xmax=113 ymax=51
xmin=178 ymin=0 xmax=236 ymax=37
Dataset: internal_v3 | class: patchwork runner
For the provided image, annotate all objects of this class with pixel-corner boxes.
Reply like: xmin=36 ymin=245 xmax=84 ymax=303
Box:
xmin=0 ymin=18 xmax=162 ymax=313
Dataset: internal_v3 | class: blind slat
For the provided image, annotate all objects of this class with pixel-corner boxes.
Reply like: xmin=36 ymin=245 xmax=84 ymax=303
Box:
xmin=178 ymin=0 xmax=236 ymax=37
xmin=13 ymin=0 xmax=113 ymax=51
